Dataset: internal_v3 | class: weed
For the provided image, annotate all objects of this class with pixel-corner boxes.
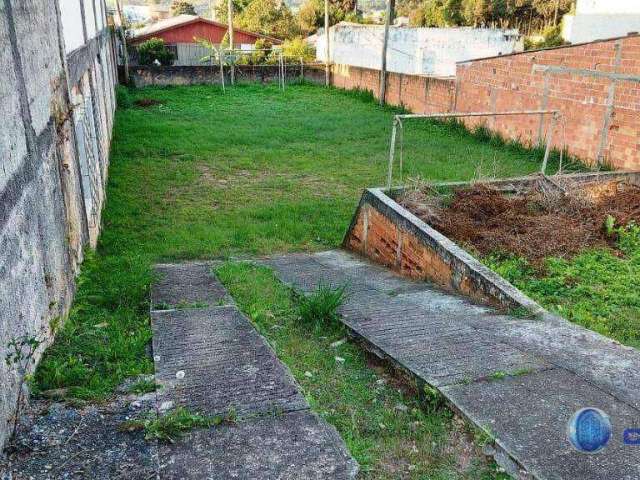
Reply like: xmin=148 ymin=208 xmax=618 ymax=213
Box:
xmin=127 ymin=407 xmax=230 ymax=443
xmin=507 ymin=305 xmax=537 ymax=319
xmin=127 ymin=379 xmax=158 ymax=395
xmin=297 ymin=284 xmax=347 ymax=328
xmin=175 ymin=300 xmax=209 ymax=309
xmin=5 ymin=332 xmax=44 ymax=440
xmin=489 ymin=371 xmax=507 ymax=381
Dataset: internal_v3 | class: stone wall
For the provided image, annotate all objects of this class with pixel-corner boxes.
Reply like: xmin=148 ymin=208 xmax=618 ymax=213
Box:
xmin=0 ymin=0 xmax=117 ymax=449
xmin=326 ymin=35 xmax=640 ymax=170
xmin=128 ymin=64 xmax=326 ymax=87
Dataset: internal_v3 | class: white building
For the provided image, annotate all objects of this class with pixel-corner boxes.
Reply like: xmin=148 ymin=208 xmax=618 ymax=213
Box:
xmin=562 ymin=0 xmax=640 ymax=43
xmin=316 ymin=23 xmax=522 ymax=77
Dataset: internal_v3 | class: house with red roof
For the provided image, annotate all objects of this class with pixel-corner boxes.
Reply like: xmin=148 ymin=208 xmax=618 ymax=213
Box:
xmin=130 ymin=15 xmax=281 ymax=65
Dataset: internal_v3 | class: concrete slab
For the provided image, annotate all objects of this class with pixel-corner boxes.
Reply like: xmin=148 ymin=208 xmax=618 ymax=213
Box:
xmin=159 ymin=410 xmax=358 ymax=480
xmin=150 ymin=266 xmax=358 ymax=478
xmin=442 ymin=369 xmax=640 ymax=480
xmin=151 ymin=306 xmax=307 ymax=417
xmin=152 ymin=263 xmax=231 ymax=309
xmin=265 ymin=249 xmax=640 ymax=479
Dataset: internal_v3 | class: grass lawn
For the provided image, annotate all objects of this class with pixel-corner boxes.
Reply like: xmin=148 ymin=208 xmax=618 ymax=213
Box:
xmin=34 ymin=82 xmax=554 ymax=478
xmin=486 ymin=224 xmax=640 ymax=350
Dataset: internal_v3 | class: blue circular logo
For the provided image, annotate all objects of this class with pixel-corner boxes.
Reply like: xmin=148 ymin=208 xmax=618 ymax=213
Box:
xmin=567 ymin=408 xmax=611 ymax=453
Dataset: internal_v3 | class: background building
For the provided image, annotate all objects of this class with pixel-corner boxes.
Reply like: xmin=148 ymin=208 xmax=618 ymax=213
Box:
xmin=129 ymin=15 xmax=281 ymax=65
xmin=563 ymin=0 xmax=640 ymax=43
xmin=316 ymin=23 xmax=522 ymax=77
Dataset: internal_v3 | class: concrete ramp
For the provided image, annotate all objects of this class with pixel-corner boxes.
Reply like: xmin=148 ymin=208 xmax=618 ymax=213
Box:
xmin=151 ymin=262 xmax=358 ymax=480
xmin=265 ymin=250 xmax=640 ymax=480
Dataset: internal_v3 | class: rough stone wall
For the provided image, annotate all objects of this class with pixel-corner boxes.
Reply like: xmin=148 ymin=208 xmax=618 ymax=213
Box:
xmin=327 ymin=35 xmax=640 ymax=170
xmin=0 ymin=0 xmax=116 ymax=449
xmin=128 ymin=64 xmax=326 ymax=87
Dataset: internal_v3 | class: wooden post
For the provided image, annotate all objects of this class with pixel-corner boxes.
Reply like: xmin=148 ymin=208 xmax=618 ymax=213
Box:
xmin=379 ymin=0 xmax=395 ymax=105
xmin=115 ymin=0 xmax=130 ymax=84
xmin=324 ymin=0 xmax=330 ymax=87
xmin=228 ymin=0 xmax=235 ymax=85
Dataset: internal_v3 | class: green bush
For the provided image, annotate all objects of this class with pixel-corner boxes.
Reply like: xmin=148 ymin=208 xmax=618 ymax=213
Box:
xmin=281 ymin=37 xmax=315 ymax=62
xmin=115 ymin=85 xmax=133 ymax=109
xmin=524 ymin=25 xmax=566 ymax=51
xmin=137 ymin=37 xmax=175 ymax=66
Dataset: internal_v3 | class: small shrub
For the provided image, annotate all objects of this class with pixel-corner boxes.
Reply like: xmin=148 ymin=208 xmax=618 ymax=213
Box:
xmin=127 ymin=378 xmax=157 ymax=395
xmin=298 ymin=284 xmax=346 ymax=327
xmin=137 ymin=38 xmax=175 ymax=66
xmin=142 ymin=407 xmax=227 ymax=443
xmin=115 ymin=85 xmax=133 ymax=109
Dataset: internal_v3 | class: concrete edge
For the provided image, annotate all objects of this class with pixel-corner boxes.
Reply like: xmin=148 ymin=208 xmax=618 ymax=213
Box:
xmin=344 ymin=171 xmax=640 ymax=314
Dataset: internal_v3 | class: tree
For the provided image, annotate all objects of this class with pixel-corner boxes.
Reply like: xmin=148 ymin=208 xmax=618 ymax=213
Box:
xmin=215 ymin=0 xmax=252 ymax=23
xmin=281 ymin=37 xmax=315 ymax=61
xmin=170 ymin=0 xmax=196 ymax=15
xmin=297 ymin=0 xmax=353 ymax=35
xmin=236 ymin=0 xmax=300 ymax=39
xmin=137 ymin=38 xmax=176 ymax=65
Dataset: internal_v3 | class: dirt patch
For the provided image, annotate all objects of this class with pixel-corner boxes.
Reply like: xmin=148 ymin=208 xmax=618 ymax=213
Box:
xmin=134 ymin=98 xmax=162 ymax=108
xmin=398 ymin=179 xmax=640 ymax=264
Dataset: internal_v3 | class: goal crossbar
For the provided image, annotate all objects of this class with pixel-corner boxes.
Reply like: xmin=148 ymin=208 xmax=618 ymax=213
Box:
xmin=387 ymin=110 xmax=561 ymax=189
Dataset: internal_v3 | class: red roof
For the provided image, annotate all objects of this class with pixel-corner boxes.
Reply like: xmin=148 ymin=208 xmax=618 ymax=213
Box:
xmin=130 ymin=15 xmax=281 ymax=45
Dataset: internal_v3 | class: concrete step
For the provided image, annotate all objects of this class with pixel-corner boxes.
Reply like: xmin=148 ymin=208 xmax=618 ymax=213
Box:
xmin=150 ymin=263 xmax=358 ymax=480
xmin=265 ymin=249 xmax=640 ymax=480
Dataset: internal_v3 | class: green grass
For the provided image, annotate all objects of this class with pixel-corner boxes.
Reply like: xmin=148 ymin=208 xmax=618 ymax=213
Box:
xmin=216 ymin=262 xmax=507 ymax=479
xmin=485 ymin=223 xmax=640 ymax=349
xmin=32 ymin=82 xmax=560 ymax=476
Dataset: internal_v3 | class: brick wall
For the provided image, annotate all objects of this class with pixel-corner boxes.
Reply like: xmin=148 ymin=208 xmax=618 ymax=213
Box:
xmin=328 ymin=35 xmax=640 ymax=170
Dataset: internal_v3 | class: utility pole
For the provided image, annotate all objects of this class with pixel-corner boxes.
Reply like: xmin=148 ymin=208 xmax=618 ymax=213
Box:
xmin=553 ymin=0 xmax=559 ymax=26
xmin=115 ymin=0 xmax=130 ymax=84
xmin=228 ymin=0 xmax=235 ymax=85
xmin=324 ymin=0 xmax=330 ymax=86
xmin=379 ymin=0 xmax=394 ymax=105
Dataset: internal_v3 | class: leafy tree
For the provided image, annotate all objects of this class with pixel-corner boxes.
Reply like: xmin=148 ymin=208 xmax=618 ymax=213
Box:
xmin=137 ymin=38 xmax=176 ymax=65
xmin=281 ymin=37 xmax=316 ymax=61
xmin=170 ymin=0 xmax=196 ymax=16
xmin=235 ymin=0 xmax=300 ymax=39
xmin=298 ymin=0 xmax=354 ymax=34
xmin=215 ymin=0 xmax=253 ymax=24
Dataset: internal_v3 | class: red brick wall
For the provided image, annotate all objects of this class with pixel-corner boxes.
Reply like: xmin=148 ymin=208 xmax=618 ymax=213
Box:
xmin=328 ymin=35 xmax=640 ymax=170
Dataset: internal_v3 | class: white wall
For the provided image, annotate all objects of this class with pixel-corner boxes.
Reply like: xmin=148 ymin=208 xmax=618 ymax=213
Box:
xmin=576 ymin=0 xmax=640 ymax=15
xmin=60 ymin=0 xmax=85 ymax=53
xmin=316 ymin=24 xmax=521 ymax=77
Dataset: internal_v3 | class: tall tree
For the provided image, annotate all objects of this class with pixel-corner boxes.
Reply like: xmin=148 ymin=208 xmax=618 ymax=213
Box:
xmin=236 ymin=0 xmax=300 ymax=39
xmin=170 ymin=0 xmax=197 ymax=15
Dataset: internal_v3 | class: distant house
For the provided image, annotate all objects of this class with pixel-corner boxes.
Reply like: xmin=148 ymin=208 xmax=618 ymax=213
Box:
xmin=562 ymin=0 xmax=640 ymax=44
xmin=129 ymin=15 xmax=281 ymax=65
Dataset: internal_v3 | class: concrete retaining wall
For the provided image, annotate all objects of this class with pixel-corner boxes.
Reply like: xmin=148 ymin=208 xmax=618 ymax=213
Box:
xmin=128 ymin=64 xmax=326 ymax=87
xmin=0 ymin=0 xmax=116 ymax=449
